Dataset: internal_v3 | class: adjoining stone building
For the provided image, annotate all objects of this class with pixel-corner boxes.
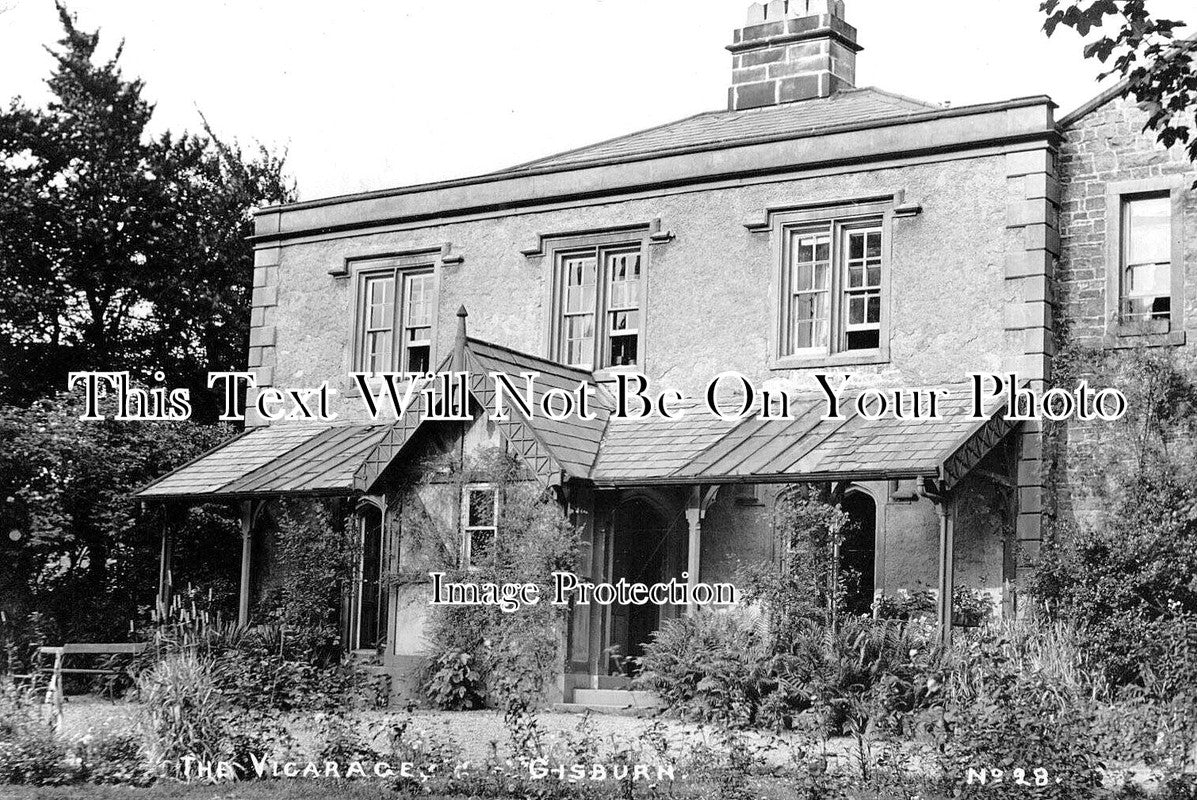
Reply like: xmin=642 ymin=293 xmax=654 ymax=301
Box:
xmin=138 ymin=1 xmax=1193 ymax=703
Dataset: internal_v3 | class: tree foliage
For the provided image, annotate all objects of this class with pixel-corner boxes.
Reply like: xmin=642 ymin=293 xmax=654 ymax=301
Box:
xmin=0 ymin=393 xmax=238 ymax=662
xmin=1042 ymin=0 xmax=1195 ymax=165
xmin=0 ymin=3 xmax=294 ymax=416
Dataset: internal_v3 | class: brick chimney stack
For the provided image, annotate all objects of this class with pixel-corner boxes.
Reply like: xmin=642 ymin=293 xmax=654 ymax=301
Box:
xmin=728 ymin=0 xmax=860 ymax=111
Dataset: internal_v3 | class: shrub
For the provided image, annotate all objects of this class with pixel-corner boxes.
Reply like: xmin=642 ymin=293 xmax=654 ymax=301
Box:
xmin=77 ymin=731 xmax=153 ymax=786
xmin=0 ymin=679 xmax=77 ymax=786
xmin=265 ymin=499 xmax=359 ymax=662
xmin=426 ymin=649 xmax=485 ymax=711
xmin=0 ymin=726 xmax=75 ymax=786
xmin=1035 ymin=345 xmax=1197 ymax=690
xmin=635 ymin=608 xmax=764 ymax=726
xmin=943 ymin=631 xmax=1104 ymax=799
xmin=873 ymin=589 xmax=936 ymax=621
xmin=136 ymin=651 xmax=226 ymax=773
xmin=776 ymin=616 xmax=947 ymax=738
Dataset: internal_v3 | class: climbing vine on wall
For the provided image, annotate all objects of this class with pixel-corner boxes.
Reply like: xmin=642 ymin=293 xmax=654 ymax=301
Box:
xmin=393 ymin=447 xmax=580 ymax=711
xmin=737 ymin=484 xmax=850 ymax=645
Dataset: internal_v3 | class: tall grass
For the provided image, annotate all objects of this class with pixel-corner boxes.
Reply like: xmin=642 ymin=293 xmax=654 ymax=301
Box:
xmin=136 ymin=652 xmax=225 ymax=772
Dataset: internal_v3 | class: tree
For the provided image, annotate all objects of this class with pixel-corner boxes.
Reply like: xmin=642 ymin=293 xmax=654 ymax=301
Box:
xmin=0 ymin=3 xmax=294 ymax=417
xmin=0 ymin=393 xmax=239 ymax=659
xmin=1042 ymin=1 xmax=1195 ymax=166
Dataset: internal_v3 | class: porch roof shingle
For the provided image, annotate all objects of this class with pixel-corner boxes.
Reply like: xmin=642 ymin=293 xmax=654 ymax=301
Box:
xmin=137 ymin=339 xmax=1015 ymax=500
xmin=589 ymin=390 xmax=1008 ymax=487
xmin=136 ymin=423 xmax=391 ymax=500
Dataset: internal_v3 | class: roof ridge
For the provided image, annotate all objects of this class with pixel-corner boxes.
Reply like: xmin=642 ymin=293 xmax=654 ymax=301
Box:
xmin=855 ymin=85 xmax=940 ymax=110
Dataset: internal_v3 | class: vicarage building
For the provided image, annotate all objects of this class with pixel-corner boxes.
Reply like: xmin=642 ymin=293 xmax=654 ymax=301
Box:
xmin=139 ymin=1 xmax=1196 ymax=705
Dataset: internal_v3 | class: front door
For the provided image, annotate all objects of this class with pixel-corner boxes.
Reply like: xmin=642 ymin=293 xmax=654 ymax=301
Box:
xmin=608 ymin=500 xmax=669 ymax=674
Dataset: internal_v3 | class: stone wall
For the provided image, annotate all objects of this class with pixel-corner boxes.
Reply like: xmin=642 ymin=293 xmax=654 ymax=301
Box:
xmin=258 ymin=152 xmax=1033 ymax=417
xmin=1052 ymin=93 xmax=1197 ymax=527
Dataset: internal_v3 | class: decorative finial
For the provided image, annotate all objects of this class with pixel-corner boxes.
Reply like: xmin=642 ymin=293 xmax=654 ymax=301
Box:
xmin=454 ymin=306 xmax=468 ymax=370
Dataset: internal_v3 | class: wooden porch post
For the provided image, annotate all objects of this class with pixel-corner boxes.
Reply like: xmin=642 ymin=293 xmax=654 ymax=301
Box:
xmin=685 ymin=486 xmax=702 ymax=617
xmin=935 ymin=493 xmax=956 ymax=645
xmin=157 ymin=506 xmax=173 ymax=613
xmin=238 ymin=500 xmax=253 ymax=626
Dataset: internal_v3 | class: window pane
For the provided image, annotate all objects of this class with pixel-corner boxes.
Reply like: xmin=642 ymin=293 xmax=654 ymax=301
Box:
xmin=609 ymin=309 xmax=638 ymax=332
xmin=849 ymin=233 xmax=864 ymax=260
xmin=366 ymin=331 xmax=391 ymax=373
xmin=792 ymin=293 xmax=827 ymax=350
xmin=866 ymin=295 xmax=881 ymax=324
xmin=564 ymin=315 xmax=595 ymax=366
xmin=608 ymin=334 xmax=637 ymax=367
xmin=468 ymin=489 xmax=496 ymax=527
xmin=848 ymin=296 xmax=865 ymax=325
xmin=405 ymin=344 xmax=430 ymax=373
xmin=564 ymin=256 xmax=597 ymax=313
xmin=1126 ymin=196 xmax=1170 ymax=265
xmin=866 ymin=231 xmax=882 ymax=259
xmin=846 ymin=329 xmax=880 ymax=351
xmin=1126 ymin=262 xmax=1170 ymax=295
xmin=469 ymin=529 xmax=495 ymax=565
xmin=607 ymin=251 xmax=641 ymax=310
xmin=405 ymin=273 xmax=433 ymax=328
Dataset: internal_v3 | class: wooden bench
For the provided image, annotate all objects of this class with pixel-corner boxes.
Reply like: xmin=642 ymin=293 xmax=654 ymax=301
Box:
xmin=37 ymin=643 xmax=147 ymax=724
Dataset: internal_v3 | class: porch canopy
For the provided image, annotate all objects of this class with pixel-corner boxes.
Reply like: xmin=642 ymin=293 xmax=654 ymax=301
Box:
xmin=137 ymin=423 xmax=393 ymax=501
xmin=136 ymin=337 xmax=1015 ymax=501
xmin=136 ymin=333 xmax=1019 ymax=639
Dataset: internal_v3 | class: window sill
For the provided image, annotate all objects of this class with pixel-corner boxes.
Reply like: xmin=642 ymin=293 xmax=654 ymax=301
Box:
xmin=593 ymin=366 xmax=643 ymax=381
xmin=1102 ymin=329 xmax=1186 ymax=349
xmin=770 ymin=350 xmax=890 ymax=370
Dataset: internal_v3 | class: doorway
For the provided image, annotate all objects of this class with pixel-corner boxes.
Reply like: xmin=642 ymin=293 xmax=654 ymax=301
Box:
xmin=608 ymin=499 xmax=669 ymax=674
xmin=839 ymin=491 xmax=877 ymax=615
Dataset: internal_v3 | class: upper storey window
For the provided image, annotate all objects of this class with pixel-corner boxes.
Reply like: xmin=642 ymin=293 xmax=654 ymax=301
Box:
xmin=781 ymin=219 xmax=884 ymax=359
xmin=353 ymin=260 xmax=436 ymax=375
xmin=527 ymin=220 xmax=670 ymax=373
xmin=1105 ymin=176 xmax=1185 ymax=345
xmin=555 ymin=244 xmax=644 ymax=370
xmin=1120 ymin=195 xmax=1172 ymax=325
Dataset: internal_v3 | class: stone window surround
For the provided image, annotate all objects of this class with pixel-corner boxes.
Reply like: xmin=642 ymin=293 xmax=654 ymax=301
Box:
xmin=527 ymin=220 xmax=673 ymax=377
xmin=337 ymin=245 xmax=457 ymax=390
xmin=755 ymin=196 xmax=902 ymax=370
xmin=1104 ymin=174 xmax=1188 ymax=349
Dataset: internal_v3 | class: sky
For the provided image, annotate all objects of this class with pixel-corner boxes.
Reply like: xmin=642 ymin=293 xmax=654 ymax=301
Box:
xmin=0 ymin=1 xmax=1191 ymax=202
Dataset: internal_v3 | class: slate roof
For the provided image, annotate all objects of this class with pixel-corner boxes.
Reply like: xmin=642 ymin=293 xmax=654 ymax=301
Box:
xmin=589 ymin=390 xmax=1003 ymax=486
xmin=464 ymin=339 xmax=610 ymax=478
xmin=137 ymin=424 xmax=391 ymax=499
xmin=500 ymin=87 xmax=939 ymax=173
xmin=138 ymin=341 xmax=1012 ymax=500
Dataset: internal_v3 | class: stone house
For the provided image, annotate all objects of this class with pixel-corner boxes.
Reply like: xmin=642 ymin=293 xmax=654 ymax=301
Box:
xmin=137 ymin=1 xmax=1193 ymax=703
